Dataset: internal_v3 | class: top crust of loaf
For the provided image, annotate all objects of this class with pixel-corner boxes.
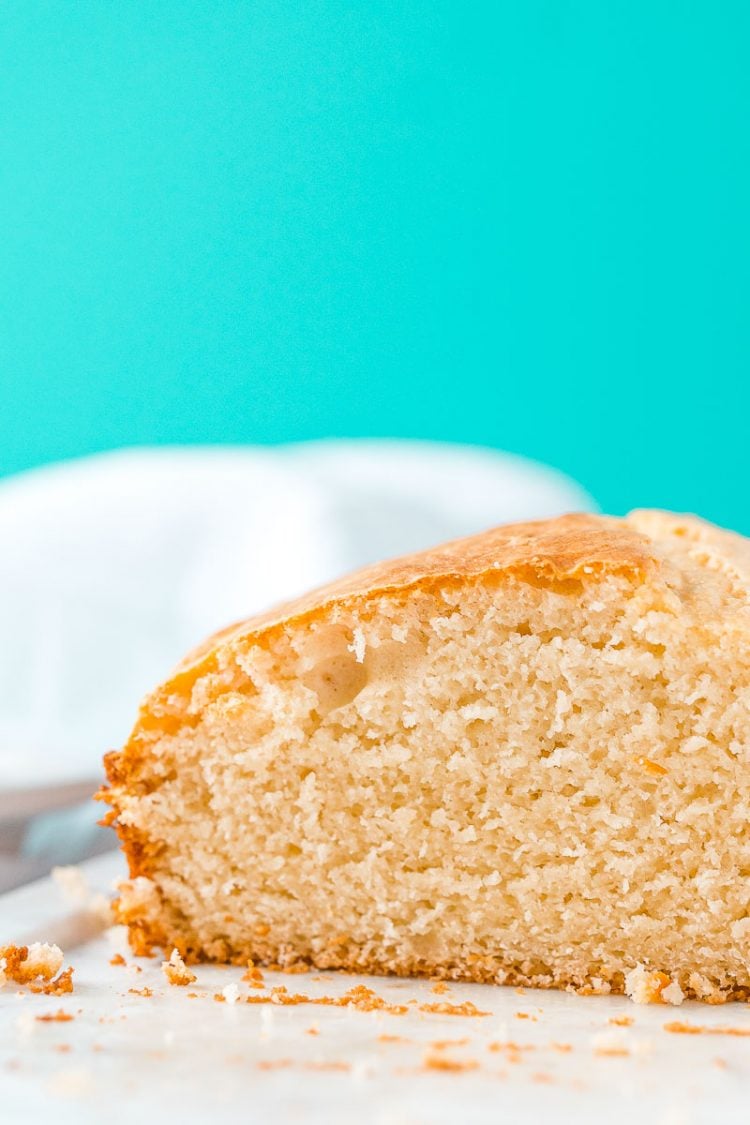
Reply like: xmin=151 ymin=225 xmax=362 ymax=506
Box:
xmin=176 ymin=511 xmax=656 ymax=668
xmin=104 ymin=508 xmax=750 ymax=781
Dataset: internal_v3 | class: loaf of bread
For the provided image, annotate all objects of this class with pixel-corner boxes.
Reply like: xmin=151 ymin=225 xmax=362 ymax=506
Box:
xmin=101 ymin=511 xmax=750 ymax=1002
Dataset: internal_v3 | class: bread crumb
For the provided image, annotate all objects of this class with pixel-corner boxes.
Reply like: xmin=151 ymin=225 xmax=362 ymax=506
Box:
xmin=429 ymin=1038 xmax=469 ymax=1050
xmin=128 ymin=987 xmax=154 ymax=998
xmin=305 ymin=1060 xmax=351 ymax=1072
xmin=52 ymin=866 xmax=113 ymax=927
xmin=52 ymin=865 xmax=91 ymax=903
xmin=221 ymin=983 xmax=240 ymax=1005
xmin=38 ymin=967 xmax=74 ymax=996
xmin=487 ymin=1041 xmax=534 ymax=1064
xmin=0 ymin=945 xmax=73 ymax=995
xmin=419 ymin=1001 xmax=489 ymax=1017
xmin=664 ymin=1020 xmax=750 ymax=1036
xmin=257 ymin=1059 xmax=292 ymax=1070
xmin=109 ymin=954 xmax=126 ymax=967
xmin=36 ymin=1010 xmax=74 ymax=1023
xmin=591 ymin=1030 xmax=630 ymax=1056
xmin=661 ymin=980 xmax=685 ymax=1006
xmin=422 ymin=1051 xmax=479 ymax=1073
xmin=242 ymin=962 xmax=265 ymax=988
xmin=1 ymin=943 xmax=61 ymax=986
xmin=246 ymin=984 xmax=410 ymax=1015
xmin=609 ymin=1015 xmax=634 ymax=1027
xmin=162 ymin=949 xmax=196 ymax=987
xmin=430 ymin=981 xmax=449 ymax=995
xmin=624 ymin=964 xmax=672 ymax=1004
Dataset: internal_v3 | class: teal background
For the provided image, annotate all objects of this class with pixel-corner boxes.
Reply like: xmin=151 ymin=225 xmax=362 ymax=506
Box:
xmin=1 ymin=3 xmax=748 ymax=529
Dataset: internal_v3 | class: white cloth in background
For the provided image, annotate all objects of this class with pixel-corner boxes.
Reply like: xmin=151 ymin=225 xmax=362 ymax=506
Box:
xmin=0 ymin=440 xmax=594 ymax=786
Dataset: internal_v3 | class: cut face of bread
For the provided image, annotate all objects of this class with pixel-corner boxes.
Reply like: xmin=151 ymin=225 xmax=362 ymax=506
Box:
xmin=101 ymin=511 xmax=750 ymax=1002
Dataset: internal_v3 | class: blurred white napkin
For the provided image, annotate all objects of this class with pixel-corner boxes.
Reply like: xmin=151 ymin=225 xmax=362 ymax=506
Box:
xmin=0 ymin=440 xmax=594 ymax=786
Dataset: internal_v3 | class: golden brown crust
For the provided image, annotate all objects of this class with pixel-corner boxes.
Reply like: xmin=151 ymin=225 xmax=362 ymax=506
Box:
xmin=171 ymin=511 xmax=655 ymax=671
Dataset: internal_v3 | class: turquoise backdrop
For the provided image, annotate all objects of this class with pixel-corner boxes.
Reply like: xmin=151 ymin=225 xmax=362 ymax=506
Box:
xmin=1 ymin=3 xmax=748 ymax=528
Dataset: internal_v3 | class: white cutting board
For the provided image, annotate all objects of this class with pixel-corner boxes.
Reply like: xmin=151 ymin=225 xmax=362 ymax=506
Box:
xmin=1 ymin=853 xmax=748 ymax=1125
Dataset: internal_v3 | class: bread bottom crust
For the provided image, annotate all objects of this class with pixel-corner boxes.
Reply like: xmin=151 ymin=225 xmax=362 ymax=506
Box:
xmin=123 ymin=915 xmax=750 ymax=1004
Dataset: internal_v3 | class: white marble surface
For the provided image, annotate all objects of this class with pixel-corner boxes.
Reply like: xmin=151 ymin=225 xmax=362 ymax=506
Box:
xmin=2 ymin=854 xmax=749 ymax=1124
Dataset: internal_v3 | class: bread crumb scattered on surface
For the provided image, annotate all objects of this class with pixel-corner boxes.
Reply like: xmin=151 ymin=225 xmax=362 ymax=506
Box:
xmin=1 ymin=943 xmax=62 ymax=986
xmin=36 ymin=1009 xmax=74 ymax=1023
xmin=0 ymin=944 xmax=73 ymax=995
xmin=246 ymin=984 xmax=410 ymax=1015
xmin=663 ymin=1021 xmax=750 ymax=1037
xmin=591 ymin=1030 xmax=631 ymax=1056
xmin=242 ymin=963 xmax=265 ymax=988
xmin=161 ymin=949 xmax=196 ymax=987
xmin=419 ymin=1001 xmax=490 ymax=1017
xmin=52 ymin=866 xmax=113 ymax=927
xmin=609 ymin=1015 xmax=634 ymax=1027
xmin=127 ymin=987 xmax=154 ymax=998
xmin=305 ymin=1060 xmax=351 ymax=1072
xmin=422 ymin=1051 xmax=479 ymax=1073
xmin=39 ymin=967 xmax=74 ymax=997
xmin=624 ymin=965 xmax=677 ymax=1005
xmin=487 ymin=1041 xmax=534 ymax=1064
